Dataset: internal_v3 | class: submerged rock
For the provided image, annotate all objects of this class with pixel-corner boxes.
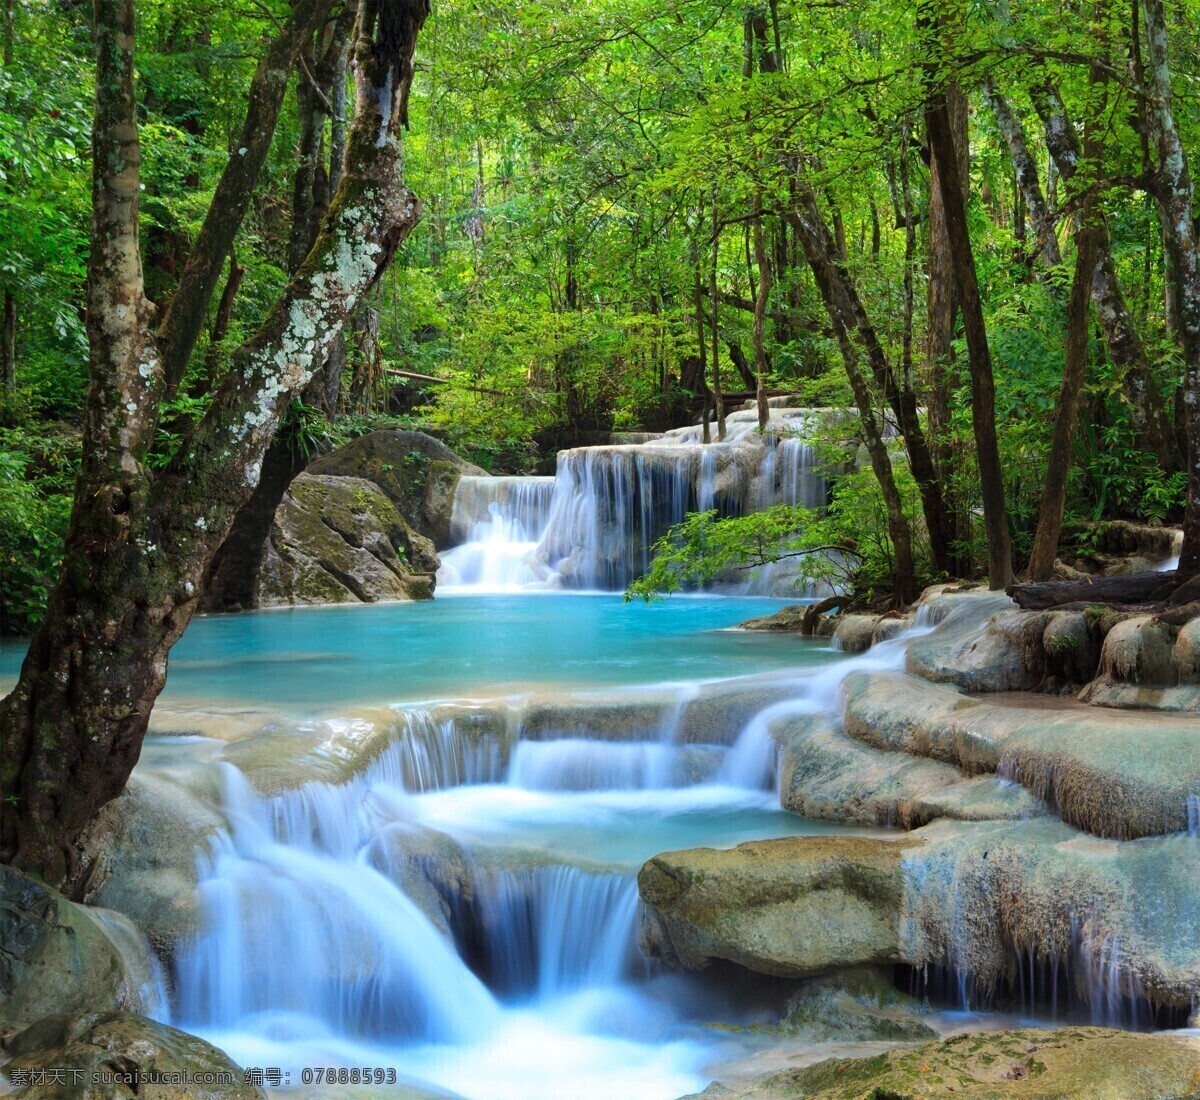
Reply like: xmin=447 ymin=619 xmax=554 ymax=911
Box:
xmin=2 ymin=1012 xmax=261 ymax=1098
xmin=780 ymin=968 xmax=936 ymax=1043
xmin=258 ymin=473 xmax=438 ymax=606
xmin=681 ymin=1026 xmax=1200 ymax=1099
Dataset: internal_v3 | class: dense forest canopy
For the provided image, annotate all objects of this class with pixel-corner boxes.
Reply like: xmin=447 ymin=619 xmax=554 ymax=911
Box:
xmin=4 ymin=0 xmax=1200 ymax=873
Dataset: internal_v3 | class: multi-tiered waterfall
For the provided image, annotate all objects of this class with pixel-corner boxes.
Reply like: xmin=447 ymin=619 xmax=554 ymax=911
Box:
xmin=438 ymin=408 xmax=839 ymax=593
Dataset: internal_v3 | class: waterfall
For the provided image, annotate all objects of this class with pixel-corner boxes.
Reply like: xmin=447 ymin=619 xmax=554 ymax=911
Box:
xmin=719 ymin=621 xmax=937 ymax=789
xmin=457 ymin=866 xmax=642 ymax=999
xmin=508 ymin=740 xmax=680 ymax=791
xmin=175 ymin=764 xmax=501 ymax=1043
xmin=439 ymin=408 xmax=836 ymax=593
xmin=439 ymin=476 xmax=557 ymax=590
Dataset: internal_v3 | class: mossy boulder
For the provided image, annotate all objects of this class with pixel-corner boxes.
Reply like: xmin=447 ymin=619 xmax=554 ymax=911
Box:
xmin=681 ymin=1026 xmax=1200 ymax=1099
xmin=308 ymin=430 xmax=485 ymax=547
xmin=0 ymin=867 xmax=156 ymax=1042
xmin=258 ymin=473 xmax=437 ymax=606
xmin=2 ymin=1012 xmax=261 ymax=1099
xmin=780 ymin=968 xmax=936 ymax=1043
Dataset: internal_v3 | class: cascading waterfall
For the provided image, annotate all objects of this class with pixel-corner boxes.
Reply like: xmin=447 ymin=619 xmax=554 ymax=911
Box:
xmin=437 ymin=408 xmax=835 ymax=594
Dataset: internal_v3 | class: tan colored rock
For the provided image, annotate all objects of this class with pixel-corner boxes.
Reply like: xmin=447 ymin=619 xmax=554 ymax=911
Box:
xmin=776 ymin=717 xmax=1043 ymax=829
xmin=682 ymin=1026 xmax=1200 ymax=1099
xmin=638 ymin=836 xmax=918 ymax=977
xmin=831 ymin=616 xmax=879 ymax=654
xmin=638 ymin=819 xmax=1200 ymax=1012
xmin=842 ymin=670 xmax=1200 ymax=838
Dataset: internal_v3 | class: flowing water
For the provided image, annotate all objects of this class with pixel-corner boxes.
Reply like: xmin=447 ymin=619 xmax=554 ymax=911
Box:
xmin=438 ymin=409 xmax=835 ymax=595
xmin=69 ymin=592 xmax=922 ymax=1099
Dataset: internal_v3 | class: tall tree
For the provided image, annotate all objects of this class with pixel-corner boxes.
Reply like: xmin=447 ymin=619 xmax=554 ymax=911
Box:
xmin=0 ymin=0 xmax=430 ymax=882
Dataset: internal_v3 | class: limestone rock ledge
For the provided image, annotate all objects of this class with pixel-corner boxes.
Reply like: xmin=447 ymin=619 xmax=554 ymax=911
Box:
xmin=679 ymin=1026 xmax=1200 ymax=1100
xmin=638 ymin=821 xmax=1200 ymax=1011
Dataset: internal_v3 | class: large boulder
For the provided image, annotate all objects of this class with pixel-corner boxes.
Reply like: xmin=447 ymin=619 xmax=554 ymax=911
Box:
xmin=79 ymin=771 xmax=224 ymax=962
xmin=638 ymin=836 xmax=918 ymax=977
xmin=308 ymin=430 xmax=486 ymax=547
xmin=638 ymin=819 xmax=1200 ymax=1013
xmin=258 ymin=473 xmax=438 ymax=606
xmin=1 ymin=1012 xmax=261 ymax=1099
xmin=0 ymin=867 xmax=160 ymax=1042
xmin=682 ymin=1026 xmax=1200 ymax=1099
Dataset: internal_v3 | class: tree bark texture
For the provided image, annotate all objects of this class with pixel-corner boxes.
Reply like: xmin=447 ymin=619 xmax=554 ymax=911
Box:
xmin=925 ymin=80 xmax=1014 ymax=588
xmin=1 ymin=0 xmax=431 ymax=882
xmin=1139 ymin=0 xmax=1200 ymax=575
xmin=786 ymin=192 xmax=916 ymax=604
xmin=1029 ymin=79 xmax=1179 ymax=470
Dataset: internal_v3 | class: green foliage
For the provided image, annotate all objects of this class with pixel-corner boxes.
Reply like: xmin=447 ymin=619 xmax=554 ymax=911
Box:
xmin=626 ymin=462 xmax=936 ymax=604
xmin=0 ymin=432 xmax=74 ymax=634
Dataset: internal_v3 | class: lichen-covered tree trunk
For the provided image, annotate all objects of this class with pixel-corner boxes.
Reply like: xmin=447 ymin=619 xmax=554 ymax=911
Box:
xmin=0 ymin=0 xmax=430 ymax=883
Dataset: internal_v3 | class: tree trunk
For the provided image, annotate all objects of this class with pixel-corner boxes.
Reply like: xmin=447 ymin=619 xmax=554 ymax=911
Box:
xmin=1139 ymin=0 xmax=1200 ymax=574
xmin=924 ymin=81 xmax=968 ymax=573
xmin=751 ymin=208 xmax=772 ymax=432
xmin=709 ymin=200 xmax=726 ymax=440
xmin=1029 ymin=79 xmax=1179 ymax=470
xmin=787 ymin=193 xmax=916 ymax=604
xmin=984 ymin=80 xmax=1061 ymax=269
xmin=925 ymin=82 xmax=1014 ymax=588
xmin=1027 ymin=216 xmax=1100 ymax=579
xmin=787 ymin=184 xmax=953 ymax=577
xmin=1 ymin=0 xmax=431 ymax=883
xmin=157 ymin=0 xmax=334 ymax=397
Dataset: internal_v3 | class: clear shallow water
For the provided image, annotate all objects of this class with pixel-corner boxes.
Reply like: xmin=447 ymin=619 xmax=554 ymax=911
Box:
xmin=0 ymin=594 xmax=830 ymax=710
xmin=6 ymin=594 xmax=923 ymax=1099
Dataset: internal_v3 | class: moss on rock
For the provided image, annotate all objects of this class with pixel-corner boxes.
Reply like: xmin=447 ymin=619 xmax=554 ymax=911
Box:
xmin=682 ymin=1026 xmax=1200 ymax=1099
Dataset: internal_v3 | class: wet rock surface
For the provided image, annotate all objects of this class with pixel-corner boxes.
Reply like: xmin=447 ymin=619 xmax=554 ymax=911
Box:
xmin=1 ymin=1012 xmax=261 ymax=1099
xmin=680 ymin=1026 xmax=1200 ymax=1099
xmin=0 ymin=867 xmax=159 ymax=1042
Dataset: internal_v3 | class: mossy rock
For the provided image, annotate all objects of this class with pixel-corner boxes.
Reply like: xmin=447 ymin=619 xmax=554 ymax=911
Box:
xmin=682 ymin=1026 xmax=1200 ymax=1099
xmin=258 ymin=473 xmax=436 ymax=607
xmin=308 ymin=430 xmax=485 ymax=546
xmin=780 ymin=968 xmax=937 ymax=1043
xmin=2 ymin=1012 xmax=262 ymax=1099
xmin=0 ymin=868 xmax=155 ymax=1042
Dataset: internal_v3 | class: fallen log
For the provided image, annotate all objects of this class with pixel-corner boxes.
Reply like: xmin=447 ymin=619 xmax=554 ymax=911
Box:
xmin=1007 ymin=570 xmax=1180 ymax=609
